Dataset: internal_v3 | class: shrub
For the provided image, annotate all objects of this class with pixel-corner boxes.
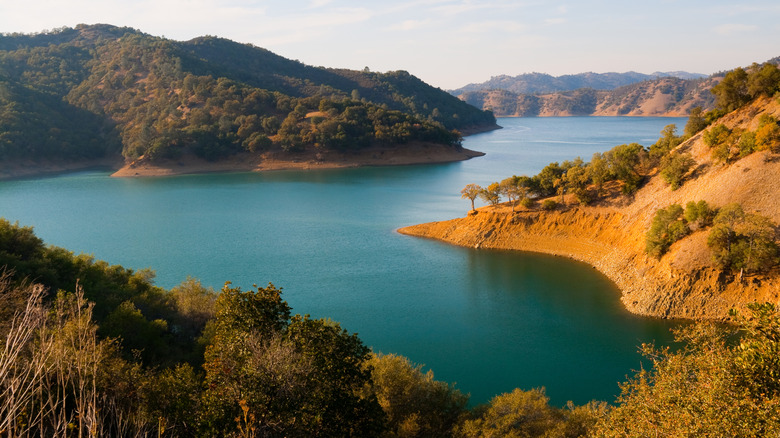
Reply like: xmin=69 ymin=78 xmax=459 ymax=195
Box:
xmin=541 ymin=199 xmax=557 ymax=211
xmin=659 ymin=152 xmax=695 ymax=190
xmin=646 ymin=204 xmax=688 ymax=258
xmin=684 ymin=200 xmax=715 ymax=230
xmin=707 ymin=203 xmax=779 ymax=275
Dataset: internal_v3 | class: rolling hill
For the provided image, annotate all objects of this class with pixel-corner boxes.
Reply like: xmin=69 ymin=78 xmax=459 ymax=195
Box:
xmin=0 ymin=24 xmax=496 ymax=177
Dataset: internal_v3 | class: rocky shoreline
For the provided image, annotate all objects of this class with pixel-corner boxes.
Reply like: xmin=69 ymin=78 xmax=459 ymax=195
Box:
xmin=399 ymin=206 xmax=779 ymax=321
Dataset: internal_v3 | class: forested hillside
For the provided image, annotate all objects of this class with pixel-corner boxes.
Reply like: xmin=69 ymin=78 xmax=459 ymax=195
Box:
xmin=0 ymin=24 xmax=496 ymax=168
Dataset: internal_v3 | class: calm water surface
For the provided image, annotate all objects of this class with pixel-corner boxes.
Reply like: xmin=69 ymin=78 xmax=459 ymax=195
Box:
xmin=0 ymin=117 xmax=686 ymax=405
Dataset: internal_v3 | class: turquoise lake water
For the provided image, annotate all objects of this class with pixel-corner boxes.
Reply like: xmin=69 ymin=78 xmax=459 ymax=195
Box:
xmin=0 ymin=116 xmax=687 ymax=405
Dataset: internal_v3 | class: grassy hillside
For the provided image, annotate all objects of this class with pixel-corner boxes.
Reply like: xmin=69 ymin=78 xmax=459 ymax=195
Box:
xmin=402 ymin=65 xmax=780 ymax=320
xmin=0 ymin=24 xmax=496 ymax=170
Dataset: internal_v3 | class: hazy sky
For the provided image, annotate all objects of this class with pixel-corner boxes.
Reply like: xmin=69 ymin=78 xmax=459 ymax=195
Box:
xmin=2 ymin=0 xmax=779 ymax=89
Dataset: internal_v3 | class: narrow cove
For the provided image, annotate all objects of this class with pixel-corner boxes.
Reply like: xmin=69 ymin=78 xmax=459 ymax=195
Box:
xmin=0 ymin=117 xmax=686 ymax=405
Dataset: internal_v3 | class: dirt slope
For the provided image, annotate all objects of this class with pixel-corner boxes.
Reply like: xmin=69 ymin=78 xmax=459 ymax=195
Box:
xmin=400 ymin=97 xmax=780 ymax=320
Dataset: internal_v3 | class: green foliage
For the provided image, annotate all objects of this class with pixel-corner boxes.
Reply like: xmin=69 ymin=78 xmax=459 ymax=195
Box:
xmin=587 ymin=152 xmax=611 ymax=197
xmin=0 ymin=25 xmax=492 ymax=164
xmin=683 ymin=106 xmax=708 ymax=137
xmin=366 ymin=353 xmax=469 ymax=438
xmin=683 ymin=200 xmax=714 ymax=230
xmin=659 ymin=152 xmax=695 ymax=190
xmin=478 ymin=182 xmax=501 ymax=206
xmin=645 ymin=204 xmax=688 ymax=258
xmin=648 ymin=124 xmax=682 ymax=159
xmin=541 ymin=199 xmax=558 ymax=211
xmin=605 ymin=143 xmax=644 ymax=195
xmin=707 ymin=204 xmax=779 ymax=274
xmin=533 ymin=162 xmax=564 ymax=197
xmin=200 ymin=283 xmax=384 ymax=437
xmin=0 ymin=218 xmax=205 ymax=366
xmin=710 ymin=63 xmax=780 ymax=115
xmin=499 ymin=176 xmax=527 ymax=211
xmin=565 ymin=163 xmax=593 ymax=205
xmin=747 ymin=62 xmax=780 ymax=98
xmin=594 ymin=304 xmax=780 ymax=437
xmin=755 ymin=114 xmax=780 ymax=151
xmin=456 ymin=388 xmax=607 ymax=438
xmin=703 ymin=123 xmax=735 ymax=162
xmin=711 ymin=67 xmax=750 ymax=112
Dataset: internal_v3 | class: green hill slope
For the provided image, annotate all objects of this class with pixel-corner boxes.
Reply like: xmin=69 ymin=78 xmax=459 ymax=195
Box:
xmin=0 ymin=24 xmax=496 ymax=169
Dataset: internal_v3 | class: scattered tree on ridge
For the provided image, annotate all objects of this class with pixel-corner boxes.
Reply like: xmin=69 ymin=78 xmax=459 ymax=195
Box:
xmin=461 ymin=183 xmax=482 ymax=211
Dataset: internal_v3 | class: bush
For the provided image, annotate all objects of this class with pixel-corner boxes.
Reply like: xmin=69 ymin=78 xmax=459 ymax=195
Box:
xmin=520 ymin=197 xmax=535 ymax=209
xmin=541 ymin=199 xmax=557 ymax=211
xmin=707 ymin=203 xmax=779 ymax=275
xmin=659 ymin=152 xmax=695 ymax=190
xmin=645 ymin=204 xmax=688 ymax=258
xmin=683 ymin=200 xmax=714 ymax=230
xmin=594 ymin=304 xmax=780 ymax=437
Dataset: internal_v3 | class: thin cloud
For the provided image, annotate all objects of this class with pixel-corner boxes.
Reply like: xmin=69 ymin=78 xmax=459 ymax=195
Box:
xmin=387 ymin=19 xmax=434 ymax=31
xmin=714 ymin=23 xmax=758 ymax=36
xmin=461 ymin=20 xmax=525 ymax=34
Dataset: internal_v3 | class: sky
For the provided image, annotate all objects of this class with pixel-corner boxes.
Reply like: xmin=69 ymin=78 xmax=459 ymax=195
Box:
xmin=1 ymin=0 xmax=779 ymax=90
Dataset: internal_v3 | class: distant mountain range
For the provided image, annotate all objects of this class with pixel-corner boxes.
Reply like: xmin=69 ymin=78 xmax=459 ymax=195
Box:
xmin=456 ymin=76 xmax=720 ymax=117
xmin=450 ymin=71 xmax=708 ymax=95
xmin=450 ymin=71 xmax=724 ymax=117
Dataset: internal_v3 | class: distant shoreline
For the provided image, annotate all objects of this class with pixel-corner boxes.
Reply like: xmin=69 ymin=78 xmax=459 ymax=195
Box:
xmin=111 ymin=143 xmax=485 ymax=178
xmin=0 ymin=143 xmax=486 ymax=181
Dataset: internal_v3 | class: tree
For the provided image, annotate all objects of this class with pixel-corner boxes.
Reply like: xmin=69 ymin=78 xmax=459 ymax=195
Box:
xmin=684 ymin=200 xmax=714 ymax=230
xmin=587 ymin=152 xmax=611 ymax=198
xmin=565 ymin=164 xmax=592 ymax=205
xmin=456 ymin=387 xmax=606 ymax=438
xmin=594 ymin=304 xmax=780 ymax=437
xmin=659 ymin=152 xmax=695 ymax=190
xmin=199 ymin=282 xmax=384 ymax=437
xmin=499 ymin=177 xmax=525 ymax=212
xmin=534 ymin=162 xmax=564 ymax=197
xmin=461 ymin=184 xmax=482 ymax=211
xmin=755 ymin=114 xmax=780 ymax=151
xmin=478 ymin=182 xmax=501 ymax=206
xmin=645 ymin=204 xmax=688 ymax=258
xmin=649 ymin=124 xmax=682 ymax=159
xmin=365 ymin=353 xmax=468 ymax=438
xmin=684 ymin=106 xmax=708 ymax=137
xmin=711 ymin=67 xmax=750 ymax=112
xmin=703 ymin=123 xmax=734 ymax=162
xmin=605 ymin=143 xmax=644 ymax=195
xmin=747 ymin=62 xmax=780 ymax=98
xmin=707 ymin=204 xmax=779 ymax=276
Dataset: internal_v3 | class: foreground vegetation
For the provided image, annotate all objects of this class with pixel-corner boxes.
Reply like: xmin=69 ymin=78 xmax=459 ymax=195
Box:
xmin=3 ymin=216 xmax=780 ymax=436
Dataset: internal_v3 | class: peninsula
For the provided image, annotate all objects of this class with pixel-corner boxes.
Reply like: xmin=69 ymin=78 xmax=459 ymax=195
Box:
xmin=0 ymin=24 xmax=496 ymax=180
xmin=401 ymin=87 xmax=780 ymax=320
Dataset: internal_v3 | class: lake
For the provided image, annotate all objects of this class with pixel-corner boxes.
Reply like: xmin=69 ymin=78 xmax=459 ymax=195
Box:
xmin=0 ymin=116 xmax=687 ymax=405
